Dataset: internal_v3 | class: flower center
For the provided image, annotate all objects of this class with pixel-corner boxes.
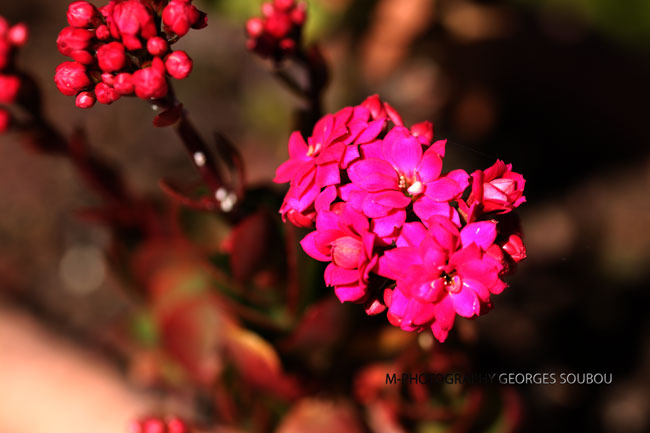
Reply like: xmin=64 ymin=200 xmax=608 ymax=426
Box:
xmin=306 ymin=142 xmax=322 ymax=157
xmin=441 ymin=271 xmax=462 ymax=293
xmin=398 ymin=174 xmax=424 ymax=196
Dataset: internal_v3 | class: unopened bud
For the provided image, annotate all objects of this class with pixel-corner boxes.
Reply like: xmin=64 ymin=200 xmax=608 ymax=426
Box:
xmin=54 ymin=61 xmax=91 ymax=96
xmin=75 ymin=91 xmax=96 ymax=108
xmin=165 ymin=51 xmax=192 ymax=79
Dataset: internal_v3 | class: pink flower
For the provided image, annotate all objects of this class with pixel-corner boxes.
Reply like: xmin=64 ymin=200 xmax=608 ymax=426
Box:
xmin=467 ymin=160 xmax=526 ymax=214
xmin=378 ymin=217 xmax=505 ymax=341
xmin=274 ymin=115 xmax=349 ymax=224
xmin=54 ymin=61 xmax=91 ymax=96
xmin=347 ymin=126 xmax=467 ymax=239
xmin=301 ymin=204 xmax=379 ymax=303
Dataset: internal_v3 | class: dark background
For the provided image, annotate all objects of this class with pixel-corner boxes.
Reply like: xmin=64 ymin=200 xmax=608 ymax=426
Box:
xmin=0 ymin=1 xmax=649 ymax=432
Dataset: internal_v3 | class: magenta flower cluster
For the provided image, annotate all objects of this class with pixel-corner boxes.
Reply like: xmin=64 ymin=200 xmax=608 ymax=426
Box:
xmin=274 ymin=96 xmax=527 ymax=342
xmin=54 ymin=0 xmax=206 ymax=108
xmin=0 ymin=16 xmax=27 ymax=132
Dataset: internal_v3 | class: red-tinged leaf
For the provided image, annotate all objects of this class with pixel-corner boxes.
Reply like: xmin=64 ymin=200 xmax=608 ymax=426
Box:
xmin=224 ymin=326 xmax=301 ymax=399
xmin=153 ymin=104 xmax=183 ymax=127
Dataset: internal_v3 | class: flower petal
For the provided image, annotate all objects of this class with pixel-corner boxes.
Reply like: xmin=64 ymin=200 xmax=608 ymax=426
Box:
xmin=348 ymin=158 xmax=398 ymax=192
xmin=382 ymin=126 xmax=422 ymax=176
xmin=460 ymin=221 xmax=497 ymax=250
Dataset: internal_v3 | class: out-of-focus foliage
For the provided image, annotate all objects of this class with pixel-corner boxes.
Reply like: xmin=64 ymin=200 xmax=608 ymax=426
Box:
xmin=514 ymin=0 xmax=650 ymax=47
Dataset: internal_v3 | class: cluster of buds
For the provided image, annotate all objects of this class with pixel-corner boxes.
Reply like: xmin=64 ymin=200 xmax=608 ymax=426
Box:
xmin=245 ymin=0 xmax=306 ymax=62
xmin=54 ymin=0 xmax=207 ymax=108
xmin=0 ymin=16 xmax=28 ymax=132
xmin=128 ymin=416 xmax=190 ymax=433
xmin=274 ymin=95 xmax=527 ymax=342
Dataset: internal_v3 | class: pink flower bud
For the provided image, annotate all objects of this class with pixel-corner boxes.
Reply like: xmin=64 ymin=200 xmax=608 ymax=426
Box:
xmin=54 ymin=61 xmax=91 ymax=96
xmin=67 ymin=1 xmax=101 ymax=28
xmin=142 ymin=419 xmax=165 ymax=433
xmin=264 ymin=13 xmax=292 ymax=38
xmin=502 ymin=234 xmax=526 ymax=263
xmin=75 ymin=91 xmax=96 ymax=108
xmin=273 ymin=0 xmax=295 ymax=12
xmin=132 ymin=58 xmax=168 ymax=99
xmin=0 ymin=75 xmax=21 ymax=104
xmin=112 ymin=0 xmax=158 ymax=50
xmin=56 ymin=27 xmax=94 ymax=57
xmin=364 ymin=299 xmax=386 ymax=316
xmin=8 ymin=23 xmax=28 ymax=46
xmin=410 ymin=121 xmax=433 ymax=145
xmin=97 ymin=41 xmax=126 ymax=72
xmin=262 ymin=2 xmax=274 ymax=17
xmin=113 ymin=72 xmax=134 ymax=95
xmin=96 ymin=24 xmax=110 ymax=40
xmin=331 ymin=236 xmax=363 ymax=269
xmin=70 ymin=50 xmax=94 ymax=64
xmin=147 ymin=36 xmax=168 ymax=56
xmin=162 ymin=0 xmax=200 ymax=37
xmin=0 ymin=109 xmax=10 ymax=133
xmin=246 ymin=18 xmax=264 ymax=38
xmin=290 ymin=4 xmax=307 ymax=25
xmin=165 ymin=51 xmax=192 ymax=79
xmin=94 ymin=82 xmax=120 ymax=104
xmin=101 ymin=72 xmax=114 ymax=85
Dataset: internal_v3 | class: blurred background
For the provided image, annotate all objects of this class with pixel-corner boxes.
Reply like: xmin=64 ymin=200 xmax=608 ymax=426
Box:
xmin=1 ymin=0 xmax=650 ymax=432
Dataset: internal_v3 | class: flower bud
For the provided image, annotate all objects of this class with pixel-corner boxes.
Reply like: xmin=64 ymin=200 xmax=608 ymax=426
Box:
xmin=264 ymin=13 xmax=292 ymax=38
xmin=147 ymin=36 xmax=168 ymax=56
xmin=331 ymin=236 xmax=363 ymax=269
xmin=502 ymin=234 xmax=526 ymax=263
xmin=97 ymin=41 xmax=126 ymax=72
xmin=132 ymin=58 xmax=168 ymax=99
xmin=94 ymin=82 xmax=120 ymax=104
xmin=70 ymin=49 xmax=94 ymax=64
xmin=8 ymin=23 xmax=28 ymax=46
xmin=113 ymin=72 xmax=134 ymax=95
xmin=56 ymin=27 xmax=94 ymax=57
xmin=165 ymin=51 xmax=192 ymax=79
xmin=410 ymin=121 xmax=433 ymax=145
xmin=75 ymin=91 xmax=96 ymax=108
xmin=273 ymin=0 xmax=296 ymax=12
xmin=54 ymin=61 xmax=91 ymax=96
xmin=112 ymin=0 xmax=158 ymax=50
xmin=246 ymin=18 xmax=264 ymax=38
xmin=0 ymin=75 xmax=21 ymax=103
xmin=290 ymin=4 xmax=306 ymax=25
xmin=162 ymin=0 xmax=200 ymax=37
xmin=96 ymin=24 xmax=110 ymax=40
xmin=67 ymin=1 xmax=101 ymax=28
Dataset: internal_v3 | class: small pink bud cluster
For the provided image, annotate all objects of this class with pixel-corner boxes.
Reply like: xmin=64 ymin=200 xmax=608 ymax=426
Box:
xmin=246 ymin=0 xmax=307 ymax=62
xmin=0 ymin=16 xmax=28 ymax=132
xmin=54 ymin=0 xmax=207 ymax=108
xmin=128 ymin=416 xmax=190 ymax=433
xmin=274 ymin=95 xmax=527 ymax=342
